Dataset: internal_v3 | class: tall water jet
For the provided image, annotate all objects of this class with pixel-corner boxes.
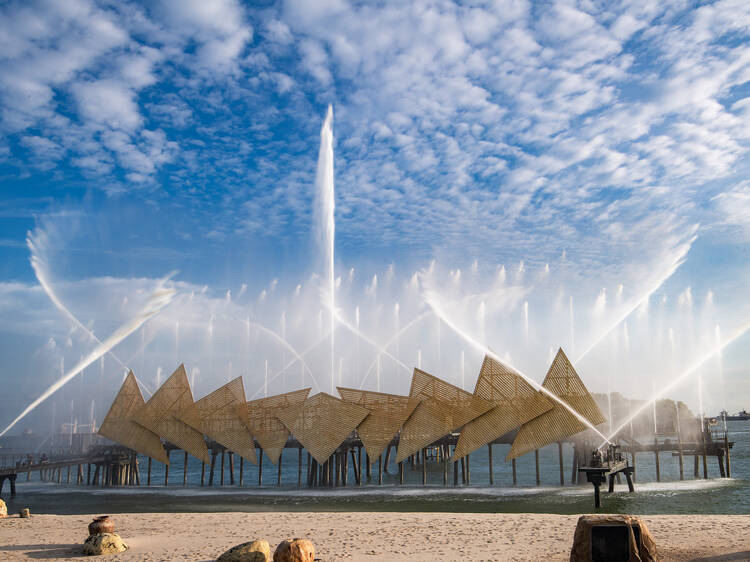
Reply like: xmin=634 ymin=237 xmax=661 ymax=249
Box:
xmin=523 ymin=301 xmax=529 ymax=345
xmin=314 ymin=105 xmax=336 ymax=394
xmin=0 ymin=280 xmax=176 ymax=437
xmin=716 ymin=325 xmax=728 ymax=431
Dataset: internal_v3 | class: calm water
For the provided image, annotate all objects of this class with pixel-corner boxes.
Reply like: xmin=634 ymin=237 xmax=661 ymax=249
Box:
xmin=3 ymin=421 xmax=748 ymax=515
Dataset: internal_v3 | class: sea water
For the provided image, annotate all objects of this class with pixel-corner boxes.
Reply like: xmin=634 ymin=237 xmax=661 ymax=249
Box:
xmin=4 ymin=421 xmax=748 ymax=515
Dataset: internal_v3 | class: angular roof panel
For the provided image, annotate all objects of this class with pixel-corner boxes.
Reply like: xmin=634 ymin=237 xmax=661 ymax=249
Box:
xmin=507 ymin=348 xmax=606 ymax=460
xmin=337 ymin=387 xmax=420 ymax=463
xmin=98 ymin=371 xmax=169 ymax=464
xmin=396 ymin=368 xmax=493 ymax=463
xmin=453 ymin=355 xmax=553 ymax=460
xmin=276 ymin=392 xmax=370 ymax=464
xmin=133 ymin=364 xmax=210 ymax=464
xmin=182 ymin=377 xmax=257 ymax=465
xmin=236 ymin=388 xmax=310 ymax=465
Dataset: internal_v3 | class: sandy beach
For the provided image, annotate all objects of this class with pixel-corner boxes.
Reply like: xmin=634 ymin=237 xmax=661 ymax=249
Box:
xmin=1 ymin=512 xmax=748 ymax=561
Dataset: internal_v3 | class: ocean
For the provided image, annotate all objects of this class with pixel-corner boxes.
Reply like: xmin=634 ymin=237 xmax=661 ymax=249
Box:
xmin=3 ymin=421 xmax=748 ymax=516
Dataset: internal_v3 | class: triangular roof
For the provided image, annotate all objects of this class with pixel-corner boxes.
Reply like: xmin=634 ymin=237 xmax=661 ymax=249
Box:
xmin=396 ymin=368 xmax=493 ymax=463
xmin=337 ymin=387 xmax=420 ymax=464
xmin=276 ymin=392 xmax=370 ymax=464
xmin=133 ymin=364 xmax=210 ymax=463
xmin=507 ymin=348 xmax=606 ymax=460
xmin=236 ymin=388 xmax=310 ymax=465
xmin=180 ymin=377 xmax=257 ymax=465
xmin=98 ymin=371 xmax=169 ymax=464
xmin=453 ymin=355 xmax=553 ymax=460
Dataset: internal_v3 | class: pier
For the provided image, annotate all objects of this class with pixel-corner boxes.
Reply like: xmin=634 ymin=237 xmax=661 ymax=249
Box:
xmin=0 ymin=426 xmax=733 ymax=496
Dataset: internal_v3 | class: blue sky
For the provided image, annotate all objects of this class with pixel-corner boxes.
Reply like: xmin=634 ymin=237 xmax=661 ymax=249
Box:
xmin=2 ymin=0 xmax=750 ymax=433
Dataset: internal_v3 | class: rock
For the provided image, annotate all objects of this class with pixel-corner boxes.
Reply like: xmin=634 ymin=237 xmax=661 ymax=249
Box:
xmin=273 ymin=538 xmax=315 ymax=562
xmin=217 ymin=539 xmax=271 ymax=561
xmin=82 ymin=532 xmax=129 ymax=555
xmin=570 ymin=514 xmax=659 ymax=562
xmin=0 ymin=499 xmax=7 ymax=518
xmin=19 ymin=508 xmax=30 ymax=518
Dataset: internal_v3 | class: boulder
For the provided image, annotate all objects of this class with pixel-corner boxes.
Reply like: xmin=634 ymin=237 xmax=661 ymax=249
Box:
xmin=217 ymin=539 xmax=271 ymax=562
xmin=570 ymin=514 xmax=658 ymax=562
xmin=0 ymin=499 xmax=7 ymax=518
xmin=273 ymin=538 xmax=315 ymax=562
xmin=82 ymin=532 xmax=129 ymax=555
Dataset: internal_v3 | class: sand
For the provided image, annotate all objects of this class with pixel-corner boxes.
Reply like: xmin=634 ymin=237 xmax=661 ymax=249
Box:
xmin=1 ymin=512 xmax=748 ymax=561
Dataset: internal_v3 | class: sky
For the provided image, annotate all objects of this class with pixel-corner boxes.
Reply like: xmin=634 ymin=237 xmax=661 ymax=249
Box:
xmin=1 ymin=0 xmax=750 ymax=436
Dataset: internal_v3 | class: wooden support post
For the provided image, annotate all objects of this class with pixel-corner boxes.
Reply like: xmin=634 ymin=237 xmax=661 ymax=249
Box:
xmin=239 ymin=457 xmax=244 ymax=487
xmin=399 ymin=460 xmax=404 ymax=485
xmin=343 ymin=449 xmax=349 ymax=486
xmin=277 ymin=452 xmax=283 ymax=487
xmin=228 ymin=452 xmax=235 ymax=485
xmin=258 ymin=449 xmax=263 ymax=486
xmin=631 ymin=448 xmax=637 ymax=482
xmin=147 ymin=457 xmax=152 ymax=486
xmin=677 ymin=429 xmax=685 ymax=480
xmin=512 ymin=458 xmax=517 ymax=485
xmin=220 ymin=450 xmax=225 ymax=486
xmin=66 ymin=465 xmax=71 ymax=484
xmin=209 ymin=450 xmax=217 ymax=486
xmin=654 ymin=438 xmax=660 ymax=482
xmin=725 ymin=435 xmax=732 ymax=478
xmin=165 ymin=450 xmax=170 ymax=486
xmin=625 ymin=469 xmax=635 ymax=492
xmin=421 ymin=448 xmax=427 ymax=485
xmin=365 ymin=452 xmax=371 ymax=480
xmin=134 ymin=458 xmax=140 ymax=486
xmin=443 ymin=454 xmax=448 ymax=486
xmin=718 ymin=452 xmax=726 ymax=477
xmin=571 ymin=449 xmax=578 ymax=484
xmin=594 ymin=482 xmax=601 ymax=509
xmin=535 ymin=449 xmax=540 ymax=485
xmin=460 ymin=457 xmax=466 ymax=484
xmin=383 ymin=445 xmax=391 ymax=474
xmin=93 ymin=464 xmax=100 ymax=486
xmin=693 ymin=454 xmax=700 ymax=478
xmin=701 ymin=430 xmax=709 ymax=479
xmin=87 ymin=463 xmax=92 ymax=486
xmin=336 ymin=453 xmax=341 ymax=486
xmin=298 ymin=447 xmax=303 ymax=487
xmin=183 ymin=451 xmax=189 ymax=486
xmin=378 ymin=454 xmax=383 ymax=485
xmin=454 ymin=457 xmax=458 ymax=486
xmin=488 ymin=444 xmax=494 ymax=485
xmin=558 ymin=442 xmax=565 ymax=486
xmin=201 ymin=462 xmax=205 ymax=487
xmin=351 ymin=449 xmax=360 ymax=485
xmin=608 ymin=474 xmax=615 ymax=493
xmin=358 ymin=446 xmax=362 ymax=485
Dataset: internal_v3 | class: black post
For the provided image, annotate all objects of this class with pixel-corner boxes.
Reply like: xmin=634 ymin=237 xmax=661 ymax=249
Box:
xmin=183 ymin=451 xmax=189 ymax=486
xmin=220 ymin=450 xmax=225 ymax=486
xmin=228 ymin=452 xmax=235 ymax=485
